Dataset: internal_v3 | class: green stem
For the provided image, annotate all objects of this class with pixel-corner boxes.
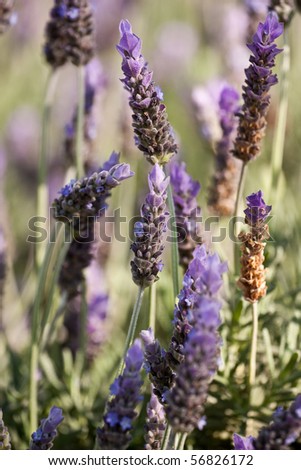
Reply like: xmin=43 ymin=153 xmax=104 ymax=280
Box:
xmin=162 ymin=424 xmax=172 ymax=450
xmin=117 ymin=286 xmax=145 ymax=375
xmin=165 ymin=171 xmax=180 ymax=299
xmin=29 ymin=343 xmax=39 ymax=434
xmin=270 ymin=29 xmax=290 ymax=201
xmin=247 ymin=301 xmax=259 ymax=435
xmin=178 ymin=432 xmax=188 ymax=450
xmin=174 ymin=432 xmax=181 ymax=450
xmin=233 ymin=162 xmax=246 ymax=274
xmin=249 ymin=301 xmax=259 ymax=389
xmin=149 ymin=283 xmax=156 ymax=334
xmin=75 ymin=65 xmax=85 ymax=179
xmin=36 ymin=70 xmax=59 ymax=269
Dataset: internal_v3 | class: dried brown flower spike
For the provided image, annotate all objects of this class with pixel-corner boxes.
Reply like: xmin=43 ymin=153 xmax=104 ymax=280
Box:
xmin=237 ymin=191 xmax=271 ymax=303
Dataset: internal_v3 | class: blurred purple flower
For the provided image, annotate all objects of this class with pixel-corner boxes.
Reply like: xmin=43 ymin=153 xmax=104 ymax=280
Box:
xmin=208 ymin=85 xmax=242 ymax=216
xmin=170 ymin=160 xmax=202 ymax=270
xmin=96 ymin=339 xmax=144 ymax=449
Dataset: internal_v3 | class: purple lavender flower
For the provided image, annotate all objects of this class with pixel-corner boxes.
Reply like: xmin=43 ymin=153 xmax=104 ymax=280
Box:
xmin=54 ymin=152 xmax=134 ymax=299
xmin=117 ymin=19 xmax=177 ymax=165
xmin=65 ymin=58 xmax=107 ymax=168
xmin=140 ymin=328 xmax=175 ymax=403
xmin=244 ymin=190 xmax=272 ymax=225
xmin=0 ymin=0 xmax=16 ymax=35
xmin=232 ymin=12 xmax=283 ymax=163
xmin=44 ymin=0 xmax=95 ymax=68
xmin=234 ymin=395 xmax=301 ymax=449
xmin=29 ymin=407 xmax=64 ymax=450
xmin=170 ymin=160 xmax=202 ymax=270
xmin=167 ymin=245 xmax=227 ymax=369
xmin=233 ymin=434 xmax=255 ymax=450
xmin=96 ymin=339 xmax=144 ymax=450
xmin=164 ymin=246 xmax=227 ymax=433
xmin=208 ymin=85 xmax=242 ymax=216
xmin=131 ymin=164 xmax=169 ymax=288
xmin=0 ymin=409 xmax=11 ymax=450
xmin=144 ymin=389 xmax=166 ymax=450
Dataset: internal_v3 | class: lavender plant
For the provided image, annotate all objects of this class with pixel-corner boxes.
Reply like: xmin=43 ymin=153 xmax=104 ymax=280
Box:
xmin=1 ymin=0 xmax=301 ymax=452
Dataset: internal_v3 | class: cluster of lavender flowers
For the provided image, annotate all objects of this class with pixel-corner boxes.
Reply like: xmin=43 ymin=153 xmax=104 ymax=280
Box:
xmin=142 ymin=245 xmax=227 ymax=435
xmin=232 ymin=12 xmax=283 ymax=164
xmin=234 ymin=394 xmax=301 ymax=449
xmin=53 ymin=152 xmax=133 ymax=299
xmin=44 ymin=0 xmax=95 ymax=68
xmin=117 ymin=19 xmax=177 ymax=165
xmin=130 ymin=164 xmax=169 ymax=288
xmin=96 ymin=340 xmax=144 ymax=450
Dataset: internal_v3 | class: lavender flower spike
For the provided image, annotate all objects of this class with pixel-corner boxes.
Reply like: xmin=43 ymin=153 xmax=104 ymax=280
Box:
xmin=208 ymin=85 xmax=242 ymax=216
xmin=140 ymin=328 xmax=175 ymax=403
xmin=131 ymin=163 xmax=169 ymax=287
xmin=54 ymin=152 xmax=134 ymax=299
xmin=44 ymin=0 xmax=95 ymax=68
xmin=232 ymin=12 xmax=283 ymax=163
xmin=165 ymin=246 xmax=227 ymax=434
xmin=170 ymin=160 xmax=202 ymax=270
xmin=238 ymin=190 xmax=271 ymax=303
xmin=29 ymin=407 xmax=64 ymax=450
xmin=96 ymin=339 xmax=144 ymax=450
xmin=0 ymin=409 xmax=11 ymax=450
xmin=167 ymin=244 xmax=227 ymax=369
xmin=117 ymin=19 xmax=178 ymax=165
